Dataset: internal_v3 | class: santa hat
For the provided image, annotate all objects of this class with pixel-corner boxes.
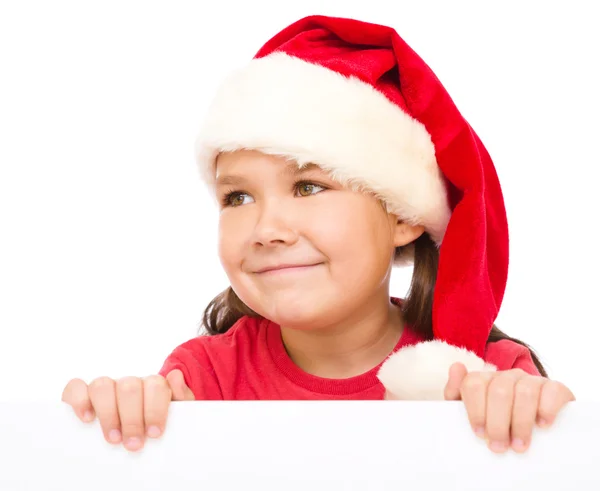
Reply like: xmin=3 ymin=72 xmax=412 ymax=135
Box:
xmin=195 ymin=15 xmax=505 ymax=399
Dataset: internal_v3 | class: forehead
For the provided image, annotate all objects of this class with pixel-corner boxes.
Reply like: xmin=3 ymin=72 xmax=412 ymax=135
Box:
xmin=215 ymin=151 xmax=324 ymax=184
xmin=213 ymin=150 xmax=388 ymax=211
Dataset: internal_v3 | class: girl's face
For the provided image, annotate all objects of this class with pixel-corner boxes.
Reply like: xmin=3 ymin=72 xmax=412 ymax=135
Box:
xmin=214 ymin=150 xmax=423 ymax=330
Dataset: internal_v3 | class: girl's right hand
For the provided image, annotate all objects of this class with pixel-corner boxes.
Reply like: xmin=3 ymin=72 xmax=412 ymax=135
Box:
xmin=61 ymin=370 xmax=195 ymax=452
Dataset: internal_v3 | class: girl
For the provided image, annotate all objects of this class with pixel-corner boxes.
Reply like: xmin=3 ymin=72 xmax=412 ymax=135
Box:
xmin=62 ymin=15 xmax=574 ymax=455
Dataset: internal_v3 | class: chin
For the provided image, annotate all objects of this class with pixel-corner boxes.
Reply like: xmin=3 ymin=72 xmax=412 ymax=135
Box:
xmin=272 ymin=312 xmax=325 ymax=330
xmin=260 ymin=291 xmax=335 ymax=329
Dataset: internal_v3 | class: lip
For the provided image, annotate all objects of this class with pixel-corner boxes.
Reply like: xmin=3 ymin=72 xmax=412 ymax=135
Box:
xmin=254 ymin=263 xmax=323 ymax=274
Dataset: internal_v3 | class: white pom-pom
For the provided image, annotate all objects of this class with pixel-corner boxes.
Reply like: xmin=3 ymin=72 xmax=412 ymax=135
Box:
xmin=377 ymin=340 xmax=497 ymax=400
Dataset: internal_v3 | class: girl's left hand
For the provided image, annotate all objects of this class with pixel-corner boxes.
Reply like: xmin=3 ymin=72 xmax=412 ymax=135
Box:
xmin=444 ymin=363 xmax=575 ymax=454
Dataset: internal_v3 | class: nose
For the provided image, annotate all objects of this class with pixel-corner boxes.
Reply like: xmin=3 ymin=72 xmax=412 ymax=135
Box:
xmin=251 ymin=198 xmax=299 ymax=247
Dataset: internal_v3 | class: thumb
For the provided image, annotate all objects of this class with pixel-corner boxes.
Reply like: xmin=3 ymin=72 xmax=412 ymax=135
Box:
xmin=444 ymin=362 xmax=468 ymax=400
xmin=166 ymin=369 xmax=196 ymax=401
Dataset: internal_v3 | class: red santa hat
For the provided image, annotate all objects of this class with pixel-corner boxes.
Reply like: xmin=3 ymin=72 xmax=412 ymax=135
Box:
xmin=195 ymin=15 xmax=505 ymax=399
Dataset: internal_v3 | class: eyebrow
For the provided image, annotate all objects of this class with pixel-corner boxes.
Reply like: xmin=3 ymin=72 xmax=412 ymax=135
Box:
xmin=215 ymin=161 xmax=321 ymax=186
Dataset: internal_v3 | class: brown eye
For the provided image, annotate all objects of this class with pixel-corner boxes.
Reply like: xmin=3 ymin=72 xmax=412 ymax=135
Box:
xmin=223 ymin=192 xmax=252 ymax=207
xmin=297 ymin=182 xmax=324 ymax=197
xmin=230 ymin=194 xmax=245 ymax=206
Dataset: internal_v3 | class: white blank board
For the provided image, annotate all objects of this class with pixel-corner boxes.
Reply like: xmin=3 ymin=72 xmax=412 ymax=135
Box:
xmin=0 ymin=401 xmax=597 ymax=490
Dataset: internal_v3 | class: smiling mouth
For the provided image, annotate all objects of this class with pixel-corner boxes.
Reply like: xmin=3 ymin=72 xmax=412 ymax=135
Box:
xmin=255 ymin=263 xmax=323 ymax=274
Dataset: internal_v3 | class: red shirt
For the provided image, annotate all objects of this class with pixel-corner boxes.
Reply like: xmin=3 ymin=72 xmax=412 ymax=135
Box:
xmin=158 ymin=315 xmax=540 ymax=400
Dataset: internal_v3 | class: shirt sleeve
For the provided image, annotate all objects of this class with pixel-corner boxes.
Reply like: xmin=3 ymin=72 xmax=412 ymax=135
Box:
xmin=484 ymin=339 xmax=541 ymax=376
xmin=158 ymin=343 xmax=224 ymax=400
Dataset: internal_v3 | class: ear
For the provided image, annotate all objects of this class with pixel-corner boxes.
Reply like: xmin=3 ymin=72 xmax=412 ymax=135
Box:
xmin=392 ymin=218 xmax=425 ymax=248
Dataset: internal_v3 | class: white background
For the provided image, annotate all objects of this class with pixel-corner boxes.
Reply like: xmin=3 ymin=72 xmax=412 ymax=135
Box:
xmin=1 ymin=1 xmax=598 ymax=402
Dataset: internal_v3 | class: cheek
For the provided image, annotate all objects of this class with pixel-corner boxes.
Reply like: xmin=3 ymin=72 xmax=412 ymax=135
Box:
xmin=310 ymin=198 xmax=394 ymax=273
xmin=217 ymin=213 xmax=246 ymax=271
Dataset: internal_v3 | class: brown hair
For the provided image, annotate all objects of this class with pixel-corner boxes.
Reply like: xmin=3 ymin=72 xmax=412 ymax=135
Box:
xmin=200 ymin=233 xmax=547 ymax=377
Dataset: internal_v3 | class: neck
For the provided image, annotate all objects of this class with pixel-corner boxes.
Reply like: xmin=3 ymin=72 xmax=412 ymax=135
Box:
xmin=279 ymin=294 xmax=404 ymax=379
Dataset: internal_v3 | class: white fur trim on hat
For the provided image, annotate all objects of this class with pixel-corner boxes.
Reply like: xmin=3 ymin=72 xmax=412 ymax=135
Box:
xmin=194 ymin=52 xmax=452 ymax=254
xmin=377 ymin=340 xmax=497 ymax=400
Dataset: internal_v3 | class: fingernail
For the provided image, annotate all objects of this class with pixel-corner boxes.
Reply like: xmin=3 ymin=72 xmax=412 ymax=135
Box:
xmin=474 ymin=427 xmax=485 ymax=438
xmin=511 ymin=438 xmax=527 ymax=451
xmin=147 ymin=425 xmax=161 ymax=438
xmin=108 ymin=429 xmax=122 ymax=443
xmin=82 ymin=410 xmax=94 ymax=422
xmin=489 ymin=441 xmax=508 ymax=453
xmin=125 ymin=437 xmax=142 ymax=451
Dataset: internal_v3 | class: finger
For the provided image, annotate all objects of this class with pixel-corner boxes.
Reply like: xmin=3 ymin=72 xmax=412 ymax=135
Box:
xmin=166 ymin=370 xmax=195 ymax=401
xmin=383 ymin=389 xmax=399 ymax=400
xmin=61 ymin=378 xmax=95 ymax=422
xmin=486 ymin=369 xmax=527 ymax=453
xmin=510 ymin=376 xmax=544 ymax=453
xmin=444 ymin=363 xmax=468 ymax=401
xmin=537 ymin=380 xmax=575 ymax=428
xmin=143 ymin=375 xmax=172 ymax=438
xmin=116 ymin=377 xmax=145 ymax=452
xmin=88 ymin=377 xmax=121 ymax=444
xmin=460 ymin=371 xmax=494 ymax=439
